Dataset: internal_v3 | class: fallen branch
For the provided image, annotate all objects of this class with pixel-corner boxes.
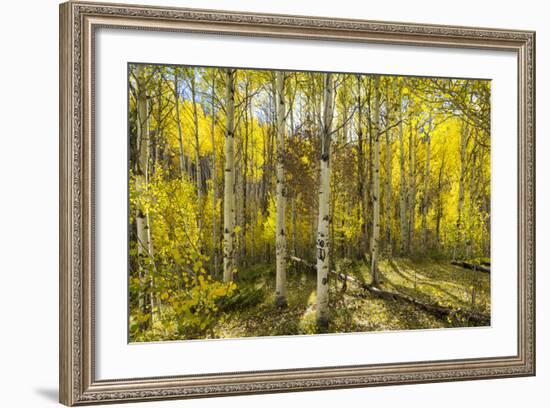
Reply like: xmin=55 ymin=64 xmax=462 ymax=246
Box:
xmin=451 ymin=260 xmax=490 ymax=273
xmin=288 ymin=256 xmax=490 ymax=325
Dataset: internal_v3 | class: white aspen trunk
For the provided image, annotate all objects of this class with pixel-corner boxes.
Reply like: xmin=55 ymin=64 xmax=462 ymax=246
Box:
xmin=469 ymin=133 xmax=480 ymax=257
xmin=366 ymin=79 xmax=374 ymax=258
xmin=453 ymin=122 xmax=468 ymax=261
xmin=153 ymin=72 xmax=162 ymax=173
xmin=190 ymin=70 xmax=203 ymax=241
xmin=469 ymin=133 xmax=478 ymax=207
xmin=398 ymin=83 xmax=408 ymax=255
xmin=210 ymin=74 xmax=219 ymax=277
xmin=356 ymin=76 xmax=368 ymax=256
xmin=240 ymin=80 xmax=251 ymax=265
xmin=316 ymin=73 xmax=335 ymax=329
xmin=384 ymin=83 xmax=392 ymax=253
xmin=144 ymin=83 xmax=156 ymax=325
xmin=234 ymin=130 xmax=244 ymax=268
xmin=481 ymin=145 xmax=490 ymax=258
xmin=249 ymin=98 xmax=256 ymax=262
xmin=408 ymin=123 xmax=417 ymax=254
xmin=135 ymin=65 xmax=153 ymax=325
xmin=223 ymin=69 xmax=236 ymax=282
xmin=275 ymin=71 xmax=288 ymax=307
xmin=370 ymin=76 xmax=381 ymax=286
xmin=435 ymin=154 xmax=446 ymax=247
xmin=421 ymin=124 xmax=431 ymax=249
xmin=173 ymin=70 xmax=186 ymax=180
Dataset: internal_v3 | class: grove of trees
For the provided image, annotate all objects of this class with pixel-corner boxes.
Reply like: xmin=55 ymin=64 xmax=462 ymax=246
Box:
xmin=129 ymin=64 xmax=491 ymax=341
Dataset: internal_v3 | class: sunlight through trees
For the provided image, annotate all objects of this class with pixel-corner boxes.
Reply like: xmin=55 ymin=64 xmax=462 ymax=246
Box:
xmin=128 ymin=64 xmax=491 ymax=341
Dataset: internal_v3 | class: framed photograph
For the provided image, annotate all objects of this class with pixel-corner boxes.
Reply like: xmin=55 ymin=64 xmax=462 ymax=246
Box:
xmin=59 ymin=1 xmax=535 ymax=405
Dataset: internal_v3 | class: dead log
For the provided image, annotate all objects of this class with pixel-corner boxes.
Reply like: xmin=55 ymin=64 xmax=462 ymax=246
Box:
xmin=289 ymin=256 xmax=315 ymax=271
xmin=451 ymin=260 xmax=490 ymax=273
xmin=288 ymin=256 xmax=490 ymax=325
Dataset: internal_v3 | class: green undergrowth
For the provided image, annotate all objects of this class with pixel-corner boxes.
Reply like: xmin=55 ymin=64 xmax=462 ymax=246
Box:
xmin=216 ymin=257 xmax=490 ymax=339
xmin=132 ymin=258 xmax=490 ymax=341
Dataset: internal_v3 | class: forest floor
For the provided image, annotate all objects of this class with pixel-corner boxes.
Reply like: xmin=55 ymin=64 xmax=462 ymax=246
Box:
xmin=216 ymin=258 xmax=491 ymax=338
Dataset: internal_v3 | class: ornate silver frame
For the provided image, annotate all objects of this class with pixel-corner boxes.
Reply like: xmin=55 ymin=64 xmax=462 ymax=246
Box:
xmin=59 ymin=1 xmax=536 ymax=405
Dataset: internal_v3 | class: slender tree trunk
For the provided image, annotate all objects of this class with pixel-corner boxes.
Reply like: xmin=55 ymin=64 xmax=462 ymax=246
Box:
xmin=366 ymin=79 xmax=374 ymax=258
xmin=249 ymin=98 xmax=256 ymax=262
xmin=421 ymin=122 xmax=431 ymax=250
xmin=356 ymin=76 xmax=368 ymax=256
xmin=384 ymin=83 xmax=393 ymax=254
xmin=153 ymin=71 xmax=163 ymax=176
xmin=398 ymin=82 xmax=408 ymax=255
xmin=453 ymin=122 xmax=468 ymax=261
xmin=408 ymin=122 xmax=417 ymax=254
xmin=235 ymin=126 xmax=244 ymax=268
xmin=223 ymin=69 xmax=236 ymax=282
xmin=469 ymin=134 xmax=478 ymax=207
xmin=135 ymin=65 xmax=153 ymax=328
xmin=241 ymin=80 xmax=251 ymax=265
xmin=480 ymin=144 xmax=490 ymax=258
xmin=260 ymin=126 xmax=269 ymax=260
xmin=316 ymin=73 xmax=335 ymax=329
xmin=210 ymin=74 xmax=219 ymax=277
xmin=190 ymin=70 xmax=203 ymax=245
xmin=468 ymin=133 xmax=479 ymax=256
xmin=370 ymin=76 xmax=381 ymax=286
xmin=173 ymin=70 xmax=186 ymax=180
xmin=435 ymin=153 xmax=446 ymax=247
xmin=260 ymin=127 xmax=268 ymax=215
xmin=275 ymin=71 xmax=288 ymax=307
xmin=289 ymin=78 xmax=295 ymax=135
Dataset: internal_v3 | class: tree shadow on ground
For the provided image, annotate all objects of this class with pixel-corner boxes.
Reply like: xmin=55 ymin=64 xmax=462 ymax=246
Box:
xmin=224 ymin=262 xmax=318 ymax=337
xmin=217 ymin=257 xmax=490 ymax=338
xmin=384 ymin=259 xmax=468 ymax=306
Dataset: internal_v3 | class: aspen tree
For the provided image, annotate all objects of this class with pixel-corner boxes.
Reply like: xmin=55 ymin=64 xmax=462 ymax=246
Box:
xmin=210 ymin=72 xmax=219 ymax=277
xmin=398 ymin=81 xmax=408 ymax=254
xmin=173 ymin=68 xmax=186 ymax=180
xmin=223 ymin=69 xmax=236 ymax=282
xmin=370 ymin=76 xmax=381 ymax=286
xmin=190 ymin=69 xmax=203 ymax=240
xmin=356 ymin=75 xmax=368 ymax=255
xmin=135 ymin=65 xmax=154 ymax=326
xmin=275 ymin=71 xmax=288 ymax=307
xmin=421 ymin=115 xmax=432 ymax=249
xmin=453 ymin=122 xmax=469 ymax=261
xmin=408 ymin=121 xmax=417 ymax=254
xmin=384 ymin=80 xmax=393 ymax=252
xmin=316 ymin=73 xmax=335 ymax=328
